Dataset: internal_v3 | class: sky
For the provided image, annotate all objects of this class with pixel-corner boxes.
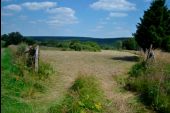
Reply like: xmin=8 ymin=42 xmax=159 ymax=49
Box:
xmin=1 ymin=0 xmax=170 ymax=38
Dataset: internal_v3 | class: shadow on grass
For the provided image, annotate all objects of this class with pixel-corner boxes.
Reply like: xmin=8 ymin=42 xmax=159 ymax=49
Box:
xmin=111 ymin=56 xmax=139 ymax=62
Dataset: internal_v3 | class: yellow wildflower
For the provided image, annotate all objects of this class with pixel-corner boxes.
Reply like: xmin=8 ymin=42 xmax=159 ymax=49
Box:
xmin=95 ymin=102 xmax=102 ymax=110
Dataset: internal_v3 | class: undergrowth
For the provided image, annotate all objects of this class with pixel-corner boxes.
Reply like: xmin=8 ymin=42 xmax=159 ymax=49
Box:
xmin=1 ymin=47 xmax=53 ymax=113
xmin=126 ymin=59 xmax=170 ymax=113
xmin=48 ymin=75 xmax=106 ymax=113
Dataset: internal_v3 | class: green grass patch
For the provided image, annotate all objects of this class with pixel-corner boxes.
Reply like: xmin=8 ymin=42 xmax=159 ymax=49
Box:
xmin=48 ymin=75 xmax=106 ymax=113
xmin=1 ymin=48 xmax=53 ymax=113
xmin=126 ymin=61 xmax=170 ymax=113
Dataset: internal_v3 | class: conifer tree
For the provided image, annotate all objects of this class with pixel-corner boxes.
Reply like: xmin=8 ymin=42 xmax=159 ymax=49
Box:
xmin=134 ymin=0 xmax=170 ymax=52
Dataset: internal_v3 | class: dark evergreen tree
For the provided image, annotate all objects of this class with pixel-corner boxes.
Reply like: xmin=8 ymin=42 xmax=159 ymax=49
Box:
xmin=134 ymin=0 xmax=170 ymax=51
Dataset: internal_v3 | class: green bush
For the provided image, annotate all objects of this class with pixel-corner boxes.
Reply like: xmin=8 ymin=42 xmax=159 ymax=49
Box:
xmin=1 ymin=40 xmax=6 ymax=47
xmin=126 ymin=61 xmax=170 ymax=113
xmin=129 ymin=61 xmax=147 ymax=77
xmin=48 ymin=75 xmax=105 ymax=113
xmin=39 ymin=40 xmax=101 ymax=52
xmin=122 ymin=38 xmax=139 ymax=50
xmin=1 ymin=32 xmax=35 ymax=47
xmin=16 ymin=42 xmax=28 ymax=56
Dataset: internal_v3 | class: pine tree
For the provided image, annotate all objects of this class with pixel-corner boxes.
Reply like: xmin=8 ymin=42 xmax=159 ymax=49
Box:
xmin=134 ymin=0 xmax=170 ymax=52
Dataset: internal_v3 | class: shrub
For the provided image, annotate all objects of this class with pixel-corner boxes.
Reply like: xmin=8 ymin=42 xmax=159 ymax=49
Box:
xmin=126 ymin=60 xmax=170 ymax=113
xmin=122 ymin=38 xmax=139 ymax=50
xmin=16 ymin=42 xmax=28 ymax=56
xmin=1 ymin=40 xmax=6 ymax=47
xmin=129 ymin=61 xmax=147 ymax=77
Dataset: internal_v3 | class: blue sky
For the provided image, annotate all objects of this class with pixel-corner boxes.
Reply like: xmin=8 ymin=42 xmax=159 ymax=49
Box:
xmin=1 ymin=0 xmax=170 ymax=38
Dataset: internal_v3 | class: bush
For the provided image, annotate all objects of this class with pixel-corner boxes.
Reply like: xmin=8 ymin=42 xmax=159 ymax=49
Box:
xmin=39 ymin=40 xmax=101 ymax=52
xmin=126 ymin=61 xmax=170 ymax=113
xmin=1 ymin=32 xmax=35 ymax=47
xmin=122 ymin=38 xmax=139 ymax=50
xmin=129 ymin=61 xmax=147 ymax=77
xmin=1 ymin=40 xmax=6 ymax=47
xmin=16 ymin=42 xmax=28 ymax=56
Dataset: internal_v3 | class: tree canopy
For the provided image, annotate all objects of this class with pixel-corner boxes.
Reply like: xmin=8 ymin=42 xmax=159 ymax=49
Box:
xmin=134 ymin=0 xmax=170 ymax=51
xmin=1 ymin=32 xmax=35 ymax=47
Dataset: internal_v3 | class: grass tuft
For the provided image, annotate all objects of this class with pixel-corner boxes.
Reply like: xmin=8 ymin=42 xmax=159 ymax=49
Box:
xmin=126 ymin=56 xmax=170 ymax=113
xmin=48 ymin=75 xmax=106 ymax=113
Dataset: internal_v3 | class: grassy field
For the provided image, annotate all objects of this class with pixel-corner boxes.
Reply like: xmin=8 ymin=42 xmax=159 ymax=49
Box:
xmin=38 ymin=49 xmax=154 ymax=113
xmin=1 ymin=48 xmax=156 ymax=113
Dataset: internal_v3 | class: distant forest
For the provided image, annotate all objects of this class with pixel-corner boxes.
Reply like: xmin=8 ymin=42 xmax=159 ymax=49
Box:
xmin=26 ymin=36 xmax=135 ymax=50
xmin=1 ymin=32 xmax=138 ymax=51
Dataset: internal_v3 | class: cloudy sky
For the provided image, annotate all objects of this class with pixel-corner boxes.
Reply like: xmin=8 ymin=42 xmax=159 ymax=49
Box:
xmin=1 ymin=0 xmax=170 ymax=38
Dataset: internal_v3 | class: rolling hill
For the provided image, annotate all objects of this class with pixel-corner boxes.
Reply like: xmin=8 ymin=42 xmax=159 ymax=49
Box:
xmin=26 ymin=36 xmax=130 ymax=45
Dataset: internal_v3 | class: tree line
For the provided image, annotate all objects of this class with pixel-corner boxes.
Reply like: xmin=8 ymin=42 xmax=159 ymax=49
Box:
xmin=1 ymin=32 xmax=35 ymax=47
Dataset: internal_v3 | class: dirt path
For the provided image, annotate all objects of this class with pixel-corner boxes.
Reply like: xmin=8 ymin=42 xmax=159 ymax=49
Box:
xmin=36 ymin=50 xmax=152 ymax=113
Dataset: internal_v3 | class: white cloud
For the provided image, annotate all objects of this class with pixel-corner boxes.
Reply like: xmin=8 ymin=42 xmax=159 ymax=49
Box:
xmin=2 ymin=0 xmax=12 ymax=2
xmin=46 ymin=7 xmax=78 ymax=25
xmin=3 ymin=4 xmax=22 ymax=11
xmin=22 ymin=1 xmax=57 ymax=10
xmin=109 ymin=12 xmax=127 ymax=17
xmin=90 ymin=0 xmax=136 ymax=11
xmin=1 ymin=12 xmax=13 ymax=16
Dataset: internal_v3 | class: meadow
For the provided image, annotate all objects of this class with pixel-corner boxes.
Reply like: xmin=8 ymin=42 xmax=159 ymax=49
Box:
xmin=1 ymin=44 xmax=170 ymax=113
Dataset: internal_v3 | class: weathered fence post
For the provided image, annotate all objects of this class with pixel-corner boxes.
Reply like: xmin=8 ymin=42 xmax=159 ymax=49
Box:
xmin=35 ymin=45 xmax=39 ymax=72
xmin=146 ymin=44 xmax=155 ymax=63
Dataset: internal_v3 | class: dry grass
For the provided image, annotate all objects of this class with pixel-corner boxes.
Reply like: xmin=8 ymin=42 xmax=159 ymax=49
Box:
xmin=38 ymin=50 xmax=147 ymax=113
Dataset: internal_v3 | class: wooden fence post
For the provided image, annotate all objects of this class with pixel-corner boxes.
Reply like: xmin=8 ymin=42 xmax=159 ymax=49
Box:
xmin=35 ymin=45 xmax=39 ymax=72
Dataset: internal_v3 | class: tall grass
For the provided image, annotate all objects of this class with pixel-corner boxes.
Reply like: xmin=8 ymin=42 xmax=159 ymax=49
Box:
xmin=48 ymin=75 xmax=106 ymax=113
xmin=1 ymin=47 xmax=53 ymax=113
xmin=126 ymin=57 xmax=170 ymax=113
xmin=1 ymin=48 xmax=33 ymax=113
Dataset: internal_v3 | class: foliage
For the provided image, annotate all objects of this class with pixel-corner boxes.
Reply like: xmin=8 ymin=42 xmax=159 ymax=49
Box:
xmin=1 ymin=48 xmax=33 ymax=113
xmin=1 ymin=32 xmax=35 ymax=47
xmin=1 ymin=47 xmax=53 ymax=113
xmin=161 ymin=36 xmax=170 ymax=52
xmin=38 ymin=60 xmax=53 ymax=79
xmin=122 ymin=38 xmax=139 ymax=50
xmin=39 ymin=40 xmax=101 ymax=52
xmin=1 ymin=40 xmax=6 ymax=47
xmin=134 ymin=0 xmax=170 ymax=51
xmin=16 ymin=42 xmax=28 ymax=56
xmin=48 ymin=75 xmax=106 ymax=113
xmin=115 ymin=41 xmax=123 ymax=50
xmin=126 ymin=60 xmax=170 ymax=113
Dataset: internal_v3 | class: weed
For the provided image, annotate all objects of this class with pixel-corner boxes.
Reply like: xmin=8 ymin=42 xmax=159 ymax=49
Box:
xmin=1 ymin=47 xmax=53 ymax=113
xmin=48 ymin=75 xmax=106 ymax=113
xmin=38 ymin=60 xmax=53 ymax=79
xmin=126 ymin=57 xmax=170 ymax=113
